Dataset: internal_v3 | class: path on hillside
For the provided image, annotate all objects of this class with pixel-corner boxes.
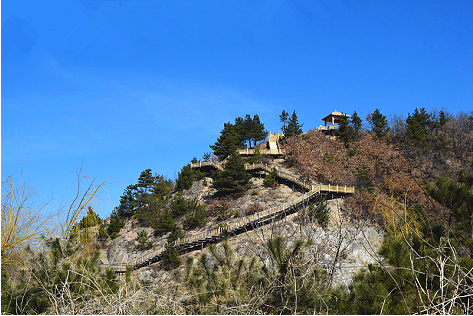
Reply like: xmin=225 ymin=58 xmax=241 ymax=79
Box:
xmin=103 ymin=162 xmax=354 ymax=273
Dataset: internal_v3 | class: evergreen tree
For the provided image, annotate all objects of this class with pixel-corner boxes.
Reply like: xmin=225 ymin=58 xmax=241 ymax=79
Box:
xmin=117 ymin=170 xmax=172 ymax=215
xmin=210 ymin=122 xmax=244 ymax=160
xmin=438 ymin=110 xmax=448 ymax=127
xmin=176 ymin=165 xmax=194 ymax=191
xmin=406 ymin=107 xmax=434 ymax=146
xmin=117 ymin=184 xmax=138 ymax=216
xmin=284 ymin=110 xmax=303 ymax=137
xmin=107 ymin=208 xmax=125 ymax=239
xmin=280 ymin=110 xmax=289 ymax=132
xmin=369 ymin=109 xmax=390 ymax=139
xmin=249 ymin=114 xmax=268 ymax=147
xmin=350 ymin=111 xmax=363 ymax=134
xmin=244 ymin=114 xmax=254 ymax=147
xmin=169 ymin=192 xmax=189 ymax=216
xmin=78 ymin=206 xmax=102 ymax=229
xmin=161 ymin=226 xmax=185 ymax=270
xmin=185 ymin=201 xmax=207 ymax=228
xmin=334 ymin=116 xmax=356 ymax=147
xmin=202 ymin=152 xmax=211 ymax=162
xmin=135 ymin=230 xmax=153 ymax=251
xmin=135 ymin=169 xmax=157 ymax=209
xmin=425 ymin=169 xmax=473 ymax=239
xmin=263 ymin=167 xmax=278 ymax=187
xmin=234 ymin=116 xmax=249 ymax=147
xmin=211 ymin=153 xmax=252 ymax=194
xmin=307 ymin=199 xmax=329 ymax=228
xmin=152 ymin=174 xmax=173 ymax=197
xmin=152 ymin=209 xmax=182 ymax=236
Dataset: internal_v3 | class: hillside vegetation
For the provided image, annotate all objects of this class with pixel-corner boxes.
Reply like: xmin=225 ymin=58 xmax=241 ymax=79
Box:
xmin=2 ymin=108 xmax=473 ymax=314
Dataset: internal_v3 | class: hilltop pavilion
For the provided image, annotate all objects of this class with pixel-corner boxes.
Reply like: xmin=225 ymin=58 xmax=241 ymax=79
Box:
xmin=317 ymin=110 xmax=351 ymax=134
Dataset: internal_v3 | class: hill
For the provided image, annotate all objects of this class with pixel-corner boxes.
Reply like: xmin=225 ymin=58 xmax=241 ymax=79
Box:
xmin=2 ymin=109 xmax=472 ymax=314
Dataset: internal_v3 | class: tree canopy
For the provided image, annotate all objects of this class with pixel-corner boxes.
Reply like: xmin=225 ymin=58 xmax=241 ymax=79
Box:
xmin=116 ymin=169 xmax=172 ymax=216
xmin=211 ymin=153 xmax=252 ymax=194
xmin=368 ymin=109 xmax=390 ymax=139
xmin=284 ymin=110 xmax=303 ymax=137
xmin=210 ymin=115 xmax=268 ymax=160
xmin=209 ymin=122 xmax=244 ymax=160
xmin=279 ymin=110 xmax=289 ymax=133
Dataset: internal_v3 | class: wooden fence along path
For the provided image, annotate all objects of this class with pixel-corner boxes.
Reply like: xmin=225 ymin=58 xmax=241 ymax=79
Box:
xmin=103 ymin=162 xmax=354 ymax=273
xmin=238 ymin=148 xmax=286 ymax=155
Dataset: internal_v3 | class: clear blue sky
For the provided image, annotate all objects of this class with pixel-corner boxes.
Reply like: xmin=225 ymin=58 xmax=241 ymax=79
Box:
xmin=2 ymin=0 xmax=472 ymax=218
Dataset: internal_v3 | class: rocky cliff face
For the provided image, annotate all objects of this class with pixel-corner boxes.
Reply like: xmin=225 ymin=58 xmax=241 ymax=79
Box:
xmin=104 ymin=170 xmax=383 ymax=289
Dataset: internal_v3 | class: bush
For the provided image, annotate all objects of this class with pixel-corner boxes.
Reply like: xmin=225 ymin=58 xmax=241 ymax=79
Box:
xmin=161 ymin=228 xmax=185 ymax=270
xmin=216 ymin=202 xmax=231 ymax=221
xmin=263 ymin=167 xmax=278 ymax=187
xmin=152 ymin=210 xmax=179 ymax=236
xmin=107 ymin=209 xmax=125 ymax=240
xmin=246 ymin=202 xmax=263 ymax=215
xmin=185 ymin=202 xmax=207 ymax=228
xmin=263 ymin=174 xmax=277 ymax=187
xmin=135 ymin=230 xmax=153 ymax=251
xmin=78 ymin=206 xmax=102 ymax=229
xmin=307 ymin=199 xmax=330 ymax=228
xmin=252 ymin=190 xmax=259 ymax=195
xmin=169 ymin=193 xmax=189 ymax=217
xmin=347 ymin=148 xmax=357 ymax=157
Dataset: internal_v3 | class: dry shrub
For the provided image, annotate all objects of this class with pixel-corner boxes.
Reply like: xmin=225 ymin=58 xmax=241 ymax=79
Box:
xmin=206 ymin=198 xmax=233 ymax=217
xmin=246 ymin=202 xmax=263 ymax=215
xmin=285 ymin=131 xmax=408 ymax=187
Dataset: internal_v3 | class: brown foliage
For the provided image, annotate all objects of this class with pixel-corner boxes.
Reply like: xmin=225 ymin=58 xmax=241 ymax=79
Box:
xmin=246 ymin=202 xmax=263 ymax=215
xmin=285 ymin=122 xmax=471 ymax=223
xmin=286 ymin=131 xmax=408 ymax=187
xmin=206 ymin=197 xmax=233 ymax=217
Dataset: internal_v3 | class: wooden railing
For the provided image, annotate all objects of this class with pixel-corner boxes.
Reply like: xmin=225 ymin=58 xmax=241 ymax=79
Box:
xmin=103 ymin=163 xmax=354 ymax=273
xmin=238 ymin=148 xmax=286 ymax=155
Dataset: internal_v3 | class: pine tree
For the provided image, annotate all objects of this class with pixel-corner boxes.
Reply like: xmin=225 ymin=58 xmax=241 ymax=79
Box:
xmin=185 ymin=201 xmax=207 ymax=228
xmin=280 ymin=110 xmax=289 ymax=132
xmin=107 ymin=208 xmax=125 ymax=239
xmin=350 ymin=111 xmax=363 ymax=135
xmin=176 ymin=165 xmax=194 ymax=191
xmin=244 ymin=114 xmax=254 ymax=147
xmin=249 ymin=114 xmax=268 ymax=147
xmin=406 ymin=107 xmax=433 ymax=147
xmin=136 ymin=169 xmax=157 ymax=209
xmin=117 ymin=184 xmax=138 ymax=216
xmin=369 ymin=109 xmax=390 ymax=139
xmin=284 ymin=110 xmax=303 ymax=137
xmin=335 ymin=116 xmax=356 ymax=147
xmin=425 ymin=169 xmax=473 ymax=238
xmin=78 ymin=206 xmax=102 ymax=229
xmin=161 ymin=226 xmax=184 ymax=270
xmin=117 ymin=170 xmax=172 ymax=215
xmin=263 ymin=168 xmax=278 ymax=187
xmin=210 ymin=122 xmax=244 ymax=160
xmin=152 ymin=174 xmax=173 ymax=197
xmin=211 ymin=153 xmax=252 ymax=194
xmin=202 ymin=152 xmax=212 ymax=162
xmin=438 ymin=110 xmax=448 ymax=127
xmin=135 ymin=230 xmax=153 ymax=251
xmin=234 ymin=116 xmax=249 ymax=147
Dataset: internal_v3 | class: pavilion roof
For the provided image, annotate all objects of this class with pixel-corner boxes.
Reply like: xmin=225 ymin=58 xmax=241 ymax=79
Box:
xmin=321 ymin=110 xmax=351 ymax=122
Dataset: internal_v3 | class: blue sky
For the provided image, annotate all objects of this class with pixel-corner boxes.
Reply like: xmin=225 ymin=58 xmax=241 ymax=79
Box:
xmin=2 ymin=0 xmax=472 ymax=218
